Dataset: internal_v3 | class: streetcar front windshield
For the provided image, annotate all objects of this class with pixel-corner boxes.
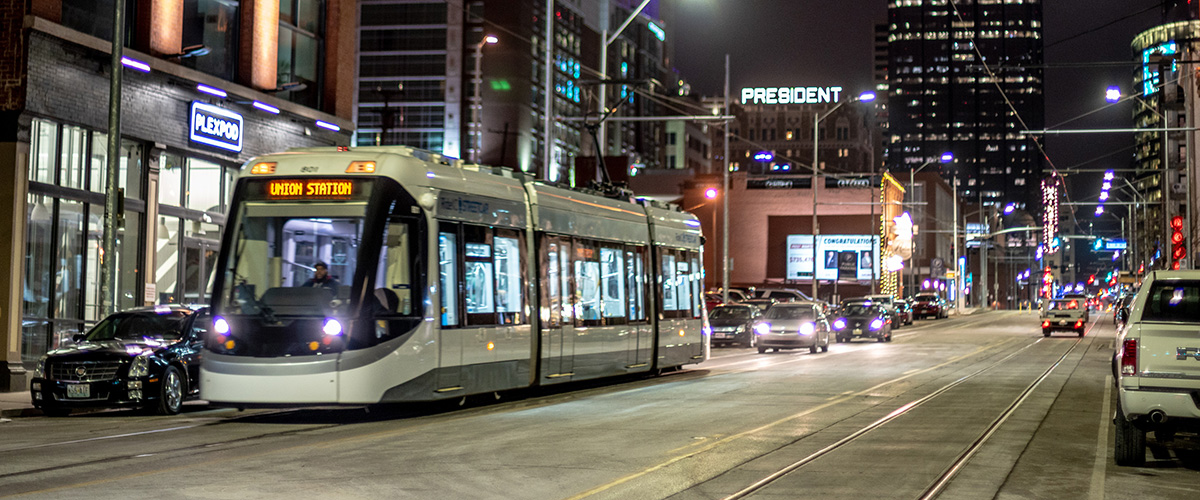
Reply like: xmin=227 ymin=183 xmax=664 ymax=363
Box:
xmin=221 ymin=202 xmax=367 ymax=317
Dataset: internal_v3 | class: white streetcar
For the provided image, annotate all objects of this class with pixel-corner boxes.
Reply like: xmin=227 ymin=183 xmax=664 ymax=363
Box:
xmin=200 ymin=146 xmax=706 ymax=405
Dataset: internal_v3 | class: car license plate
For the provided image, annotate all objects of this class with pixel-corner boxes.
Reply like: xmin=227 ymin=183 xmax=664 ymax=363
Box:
xmin=853 ymin=328 xmax=862 ymax=335
xmin=714 ymin=333 xmax=726 ymax=339
xmin=66 ymin=384 xmax=90 ymax=399
xmin=1058 ymin=320 xmax=1066 ymax=326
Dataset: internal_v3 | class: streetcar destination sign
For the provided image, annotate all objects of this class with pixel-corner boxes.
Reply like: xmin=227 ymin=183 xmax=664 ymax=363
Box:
xmin=741 ymin=86 xmax=843 ymax=105
xmin=266 ymin=179 xmax=355 ymax=200
xmin=189 ymin=101 xmax=243 ymax=152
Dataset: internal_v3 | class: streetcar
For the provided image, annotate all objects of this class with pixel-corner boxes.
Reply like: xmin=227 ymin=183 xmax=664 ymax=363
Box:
xmin=199 ymin=145 xmax=707 ymax=405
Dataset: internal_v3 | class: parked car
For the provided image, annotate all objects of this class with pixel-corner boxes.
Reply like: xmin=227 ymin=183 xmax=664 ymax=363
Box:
xmin=756 ymin=288 xmax=811 ymax=303
xmin=862 ymin=294 xmax=903 ymax=329
xmin=831 ymin=303 xmax=893 ymax=342
xmin=1040 ymin=297 xmax=1088 ymax=336
xmin=1113 ymin=293 xmax=1135 ymax=328
xmin=30 ymin=306 xmax=209 ymax=416
xmin=1113 ymin=271 xmax=1200 ymax=466
xmin=708 ymin=304 xmax=762 ymax=347
xmin=739 ymin=298 xmax=777 ymax=313
xmin=751 ymin=301 xmax=831 ymax=354
xmin=911 ymin=293 xmax=947 ymax=319
xmin=705 ymin=289 xmax=750 ymax=311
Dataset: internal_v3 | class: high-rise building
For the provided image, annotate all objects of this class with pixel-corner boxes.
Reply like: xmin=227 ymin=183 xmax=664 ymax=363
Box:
xmin=354 ymin=0 xmax=675 ymax=182
xmin=885 ymin=0 xmax=1044 ymax=210
xmin=0 ymin=0 xmax=356 ymax=390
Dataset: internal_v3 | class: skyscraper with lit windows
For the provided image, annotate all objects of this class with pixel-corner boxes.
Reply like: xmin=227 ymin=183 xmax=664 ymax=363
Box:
xmin=886 ymin=0 xmax=1044 ymax=210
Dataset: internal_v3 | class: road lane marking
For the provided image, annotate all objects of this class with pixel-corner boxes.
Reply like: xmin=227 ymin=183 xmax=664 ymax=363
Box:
xmin=1089 ymin=375 xmax=1112 ymax=500
xmin=563 ymin=337 xmax=1022 ymax=500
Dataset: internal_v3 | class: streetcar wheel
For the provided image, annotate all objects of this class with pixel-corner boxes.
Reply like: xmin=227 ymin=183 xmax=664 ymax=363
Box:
xmin=1114 ymin=399 xmax=1146 ymax=466
xmin=155 ymin=366 xmax=184 ymax=415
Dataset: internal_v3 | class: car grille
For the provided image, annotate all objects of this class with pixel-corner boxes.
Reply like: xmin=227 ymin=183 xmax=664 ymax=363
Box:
xmin=49 ymin=360 xmax=124 ymax=382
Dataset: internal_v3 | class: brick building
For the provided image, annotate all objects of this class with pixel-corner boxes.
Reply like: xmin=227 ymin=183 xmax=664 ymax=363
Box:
xmin=1 ymin=0 xmax=355 ymax=391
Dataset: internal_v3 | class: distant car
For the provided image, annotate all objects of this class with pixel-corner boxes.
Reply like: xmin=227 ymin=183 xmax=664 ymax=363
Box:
xmin=756 ymin=288 xmax=810 ymax=303
xmin=30 ymin=306 xmax=209 ymax=417
xmin=708 ymin=304 xmax=762 ymax=347
xmin=706 ymin=290 xmax=749 ymax=311
xmin=739 ymin=298 xmax=777 ymax=312
xmin=1041 ymin=298 xmax=1088 ymax=336
xmin=751 ymin=301 xmax=831 ymax=354
xmin=861 ymin=294 xmax=903 ymax=329
xmin=912 ymin=293 xmax=947 ymax=319
xmin=1113 ymin=270 xmax=1200 ymax=466
xmin=894 ymin=299 xmax=914 ymax=325
xmin=1113 ymin=294 xmax=1135 ymax=328
xmin=831 ymin=303 xmax=893 ymax=342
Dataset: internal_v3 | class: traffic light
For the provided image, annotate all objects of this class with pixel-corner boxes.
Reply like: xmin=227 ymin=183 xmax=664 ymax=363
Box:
xmin=1171 ymin=215 xmax=1185 ymax=270
xmin=1088 ymin=274 xmax=1095 ymax=285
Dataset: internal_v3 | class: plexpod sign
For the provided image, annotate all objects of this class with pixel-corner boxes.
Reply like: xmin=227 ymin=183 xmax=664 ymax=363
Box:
xmin=741 ymin=86 xmax=843 ymax=105
xmin=190 ymin=101 xmax=243 ymax=153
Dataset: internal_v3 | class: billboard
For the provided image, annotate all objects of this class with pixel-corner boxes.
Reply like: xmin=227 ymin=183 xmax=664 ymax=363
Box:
xmin=787 ymin=234 xmax=879 ymax=281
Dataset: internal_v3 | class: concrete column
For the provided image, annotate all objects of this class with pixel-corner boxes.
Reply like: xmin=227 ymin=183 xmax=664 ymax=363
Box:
xmin=143 ymin=146 xmax=162 ymax=306
xmin=322 ymin=0 xmax=356 ymax=119
xmin=135 ymin=0 xmax=183 ymax=57
xmin=239 ymin=0 xmax=279 ymax=91
xmin=0 ymin=122 xmax=31 ymax=392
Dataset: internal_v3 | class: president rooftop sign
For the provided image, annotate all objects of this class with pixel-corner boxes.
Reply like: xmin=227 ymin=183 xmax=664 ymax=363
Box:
xmin=741 ymin=86 xmax=843 ymax=105
xmin=190 ymin=101 xmax=243 ymax=153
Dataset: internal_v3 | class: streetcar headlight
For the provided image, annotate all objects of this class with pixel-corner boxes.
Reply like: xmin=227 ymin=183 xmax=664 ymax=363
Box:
xmin=128 ymin=355 xmax=149 ymax=378
xmin=870 ymin=319 xmax=884 ymax=331
xmin=213 ymin=316 xmax=230 ymax=335
xmin=799 ymin=322 xmax=815 ymax=336
xmin=754 ymin=323 xmax=771 ymax=335
xmin=832 ymin=319 xmax=846 ymax=330
xmin=323 ymin=319 xmax=344 ymax=336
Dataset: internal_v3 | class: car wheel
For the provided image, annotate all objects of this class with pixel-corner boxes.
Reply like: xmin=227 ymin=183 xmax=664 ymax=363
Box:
xmin=41 ymin=407 xmax=70 ymax=418
xmin=1077 ymin=329 xmax=1085 ymax=337
xmin=773 ymin=348 xmax=780 ymax=352
xmin=757 ymin=346 xmax=767 ymax=354
xmin=1114 ymin=399 xmax=1146 ymax=466
xmin=1042 ymin=329 xmax=1051 ymax=337
xmin=155 ymin=366 xmax=185 ymax=415
xmin=810 ymin=344 xmax=818 ymax=354
xmin=821 ymin=341 xmax=830 ymax=353
xmin=886 ymin=332 xmax=893 ymax=342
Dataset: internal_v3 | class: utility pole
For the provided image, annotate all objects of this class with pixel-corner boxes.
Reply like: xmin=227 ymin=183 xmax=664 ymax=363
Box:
xmin=101 ymin=0 xmax=126 ymax=315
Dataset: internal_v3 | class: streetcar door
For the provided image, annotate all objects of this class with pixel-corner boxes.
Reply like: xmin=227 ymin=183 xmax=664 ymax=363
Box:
xmin=540 ymin=237 xmax=574 ymax=379
xmin=436 ymin=229 xmax=463 ymax=391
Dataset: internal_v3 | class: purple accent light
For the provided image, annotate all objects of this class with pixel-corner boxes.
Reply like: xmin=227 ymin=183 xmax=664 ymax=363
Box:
xmin=315 ymin=120 xmax=341 ymax=132
xmin=196 ymin=84 xmax=227 ymax=98
xmin=120 ymin=57 xmax=151 ymax=73
xmin=252 ymin=101 xmax=280 ymax=114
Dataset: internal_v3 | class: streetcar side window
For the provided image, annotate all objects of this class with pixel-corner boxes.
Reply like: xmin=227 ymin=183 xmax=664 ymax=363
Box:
xmin=377 ymin=220 xmax=416 ymax=315
xmin=690 ymin=253 xmax=702 ymax=319
xmin=438 ymin=228 xmax=459 ymax=327
xmin=494 ymin=229 xmax=525 ymax=325
xmin=573 ymin=240 xmax=602 ymax=326
xmin=662 ymin=251 xmax=678 ymax=313
xmin=599 ymin=245 xmax=626 ymax=322
xmin=541 ymin=237 xmax=564 ymax=328
xmin=464 ymin=225 xmax=496 ymax=325
xmin=627 ymin=246 xmax=647 ymax=323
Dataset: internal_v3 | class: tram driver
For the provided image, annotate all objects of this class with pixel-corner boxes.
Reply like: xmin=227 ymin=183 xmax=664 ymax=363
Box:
xmin=302 ymin=262 xmax=340 ymax=291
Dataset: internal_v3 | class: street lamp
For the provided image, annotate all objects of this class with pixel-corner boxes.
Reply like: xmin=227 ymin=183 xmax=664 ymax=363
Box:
xmin=904 ymin=152 xmax=953 ymax=298
xmin=471 ymin=34 xmax=499 ymax=163
xmin=596 ymin=0 xmax=655 ymax=155
xmin=811 ymin=90 xmax=876 ymax=300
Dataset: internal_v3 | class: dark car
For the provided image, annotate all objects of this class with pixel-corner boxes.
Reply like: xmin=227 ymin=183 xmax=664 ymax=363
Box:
xmin=894 ymin=299 xmax=914 ymax=325
xmin=708 ymin=304 xmax=762 ymax=347
xmin=830 ymin=303 xmax=893 ymax=342
xmin=911 ymin=293 xmax=947 ymax=319
xmin=30 ymin=306 xmax=209 ymax=416
xmin=1113 ymin=293 xmax=1135 ymax=328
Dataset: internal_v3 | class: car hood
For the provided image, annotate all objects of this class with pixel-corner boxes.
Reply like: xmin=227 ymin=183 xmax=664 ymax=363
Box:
xmin=46 ymin=340 xmax=168 ymax=360
xmin=841 ymin=313 xmax=883 ymax=321
xmin=710 ymin=318 xmax=752 ymax=327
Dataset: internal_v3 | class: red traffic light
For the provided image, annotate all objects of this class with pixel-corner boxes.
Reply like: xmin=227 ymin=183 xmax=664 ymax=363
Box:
xmin=1173 ymin=231 xmax=1185 ymax=244
xmin=1174 ymin=246 xmax=1187 ymax=260
xmin=1171 ymin=215 xmax=1184 ymax=230
xmin=1173 ymin=261 xmax=1182 ymax=270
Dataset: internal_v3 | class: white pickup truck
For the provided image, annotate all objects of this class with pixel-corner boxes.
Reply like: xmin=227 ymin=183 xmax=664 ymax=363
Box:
xmin=1113 ymin=270 xmax=1200 ymax=466
xmin=1040 ymin=297 xmax=1088 ymax=336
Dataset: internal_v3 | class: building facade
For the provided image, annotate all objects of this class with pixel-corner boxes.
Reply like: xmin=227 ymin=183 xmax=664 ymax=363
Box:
xmin=886 ymin=0 xmax=1044 ymax=211
xmin=1 ymin=0 xmax=355 ymax=391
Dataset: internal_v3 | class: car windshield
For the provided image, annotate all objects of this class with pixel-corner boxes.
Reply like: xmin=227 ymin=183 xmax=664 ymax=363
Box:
xmin=1141 ymin=280 xmax=1200 ymax=323
xmin=84 ymin=311 xmax=191 ymax=343
xmin=764 ymin=306 xmax=815 ymax=320
xmin=1048 ymin=300 xmax=1079 ymax=310
xmin=743 ymin=301 xmax=773 ymax=311
xmin=842 ymin=305 xmax=875 ymax=316
xmin=710 ymin=307 xmax=752 ymax=320
xmin=915 ymin=295 xmax=938 ymax=302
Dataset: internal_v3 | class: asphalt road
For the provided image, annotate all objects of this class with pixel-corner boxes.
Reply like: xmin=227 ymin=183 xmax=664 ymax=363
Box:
xmin=1 ymin=310 xmax=1198 ymax=499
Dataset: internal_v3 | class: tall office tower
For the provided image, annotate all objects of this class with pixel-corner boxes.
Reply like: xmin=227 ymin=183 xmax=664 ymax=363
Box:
xmin=886 ymin=0 xmax=1044 ymax=211
xmin=355 ymin=0 xmax=673 ymax=182
xmin=873 ymin=23 xmax=890 ymax=172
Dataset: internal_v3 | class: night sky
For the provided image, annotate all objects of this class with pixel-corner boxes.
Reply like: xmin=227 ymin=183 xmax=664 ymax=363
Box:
xmin=670 ymin=0 xmax=1164 ymax=237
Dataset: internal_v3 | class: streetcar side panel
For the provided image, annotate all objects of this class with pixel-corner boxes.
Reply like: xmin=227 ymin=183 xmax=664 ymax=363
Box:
xmin=646 ymin=205 xmax=706 ymax=369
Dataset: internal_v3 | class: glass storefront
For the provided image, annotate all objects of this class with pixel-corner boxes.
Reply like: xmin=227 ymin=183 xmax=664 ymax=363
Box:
xmin=20 ymin=118 xmax=235 ymax=365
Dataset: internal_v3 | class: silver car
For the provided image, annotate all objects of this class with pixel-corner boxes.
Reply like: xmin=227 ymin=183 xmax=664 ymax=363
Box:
xmin=751 ymin=302 xmax=831 ymax=354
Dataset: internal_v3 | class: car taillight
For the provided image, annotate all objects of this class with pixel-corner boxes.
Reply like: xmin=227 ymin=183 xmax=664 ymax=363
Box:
xmin=1121 ymin=339 xmax=1138 ymax=376
xmin=1075 ymin=319 xmax=1083 ymax=328
xmin=1042 ymin=320 xmax=1050 ymax=328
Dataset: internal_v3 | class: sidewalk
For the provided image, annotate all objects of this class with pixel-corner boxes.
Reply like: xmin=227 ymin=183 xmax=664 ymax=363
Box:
xmin=0 ymin=390 xmax=38 ymax=418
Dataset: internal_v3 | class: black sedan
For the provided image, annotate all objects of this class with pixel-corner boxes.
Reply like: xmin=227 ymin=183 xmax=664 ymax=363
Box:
xmin=708 ymin=304 xmax=762 ymax=347
xmin=30 ymin=306 xmax=209 ymax=416
xmin=830 ymin=303 xmax=893 ymax=343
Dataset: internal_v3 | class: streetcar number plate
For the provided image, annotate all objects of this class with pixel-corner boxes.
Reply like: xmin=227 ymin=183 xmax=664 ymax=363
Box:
xmin=66 ymin=384 xmax=90 ymax=398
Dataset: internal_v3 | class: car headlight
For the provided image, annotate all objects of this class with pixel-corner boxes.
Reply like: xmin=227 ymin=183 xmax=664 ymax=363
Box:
xmin=832 ymin=319 xmax=846 ymax=330
xmin=799 ymin=322 xmax=815 ymax=335
xmin=735 ymin=325 xmax=746 ymax=334
xmin=34 ymin=356 xmax=47 ymax=378
xmin=870 ymin=319 xmax=884 ymax=330
xmin=128 ymin=355 xmax=149 ymax=378
xmin=754 ymin=323 xmax=771 ymax=335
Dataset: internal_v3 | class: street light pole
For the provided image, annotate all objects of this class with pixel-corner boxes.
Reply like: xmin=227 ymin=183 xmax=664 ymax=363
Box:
xmin=471 ymin=35 xmax=498 ymax=163
xmin=101 ymin=0 xmax=126 ymax=316
xmin=953 ymin=177 xmax=962 ymax=314
xmin=722 ymin=54 xmax=731 ymax=304
xmin=596 ymin=0 xmax=654 ymax=157
xmin=811 ymin=91 xmax=875 ymax=300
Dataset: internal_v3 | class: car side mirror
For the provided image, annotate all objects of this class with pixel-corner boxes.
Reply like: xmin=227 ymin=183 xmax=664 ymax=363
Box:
xmin=72 ymin=334 xmax=86 ymax=343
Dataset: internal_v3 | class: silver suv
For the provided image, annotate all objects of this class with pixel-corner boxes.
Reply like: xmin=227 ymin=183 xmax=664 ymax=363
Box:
xmin=1040 ymin=297 xmax=1088 ymax=336
xmin=1113 ymin=270 xmax=1200 ymax=466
